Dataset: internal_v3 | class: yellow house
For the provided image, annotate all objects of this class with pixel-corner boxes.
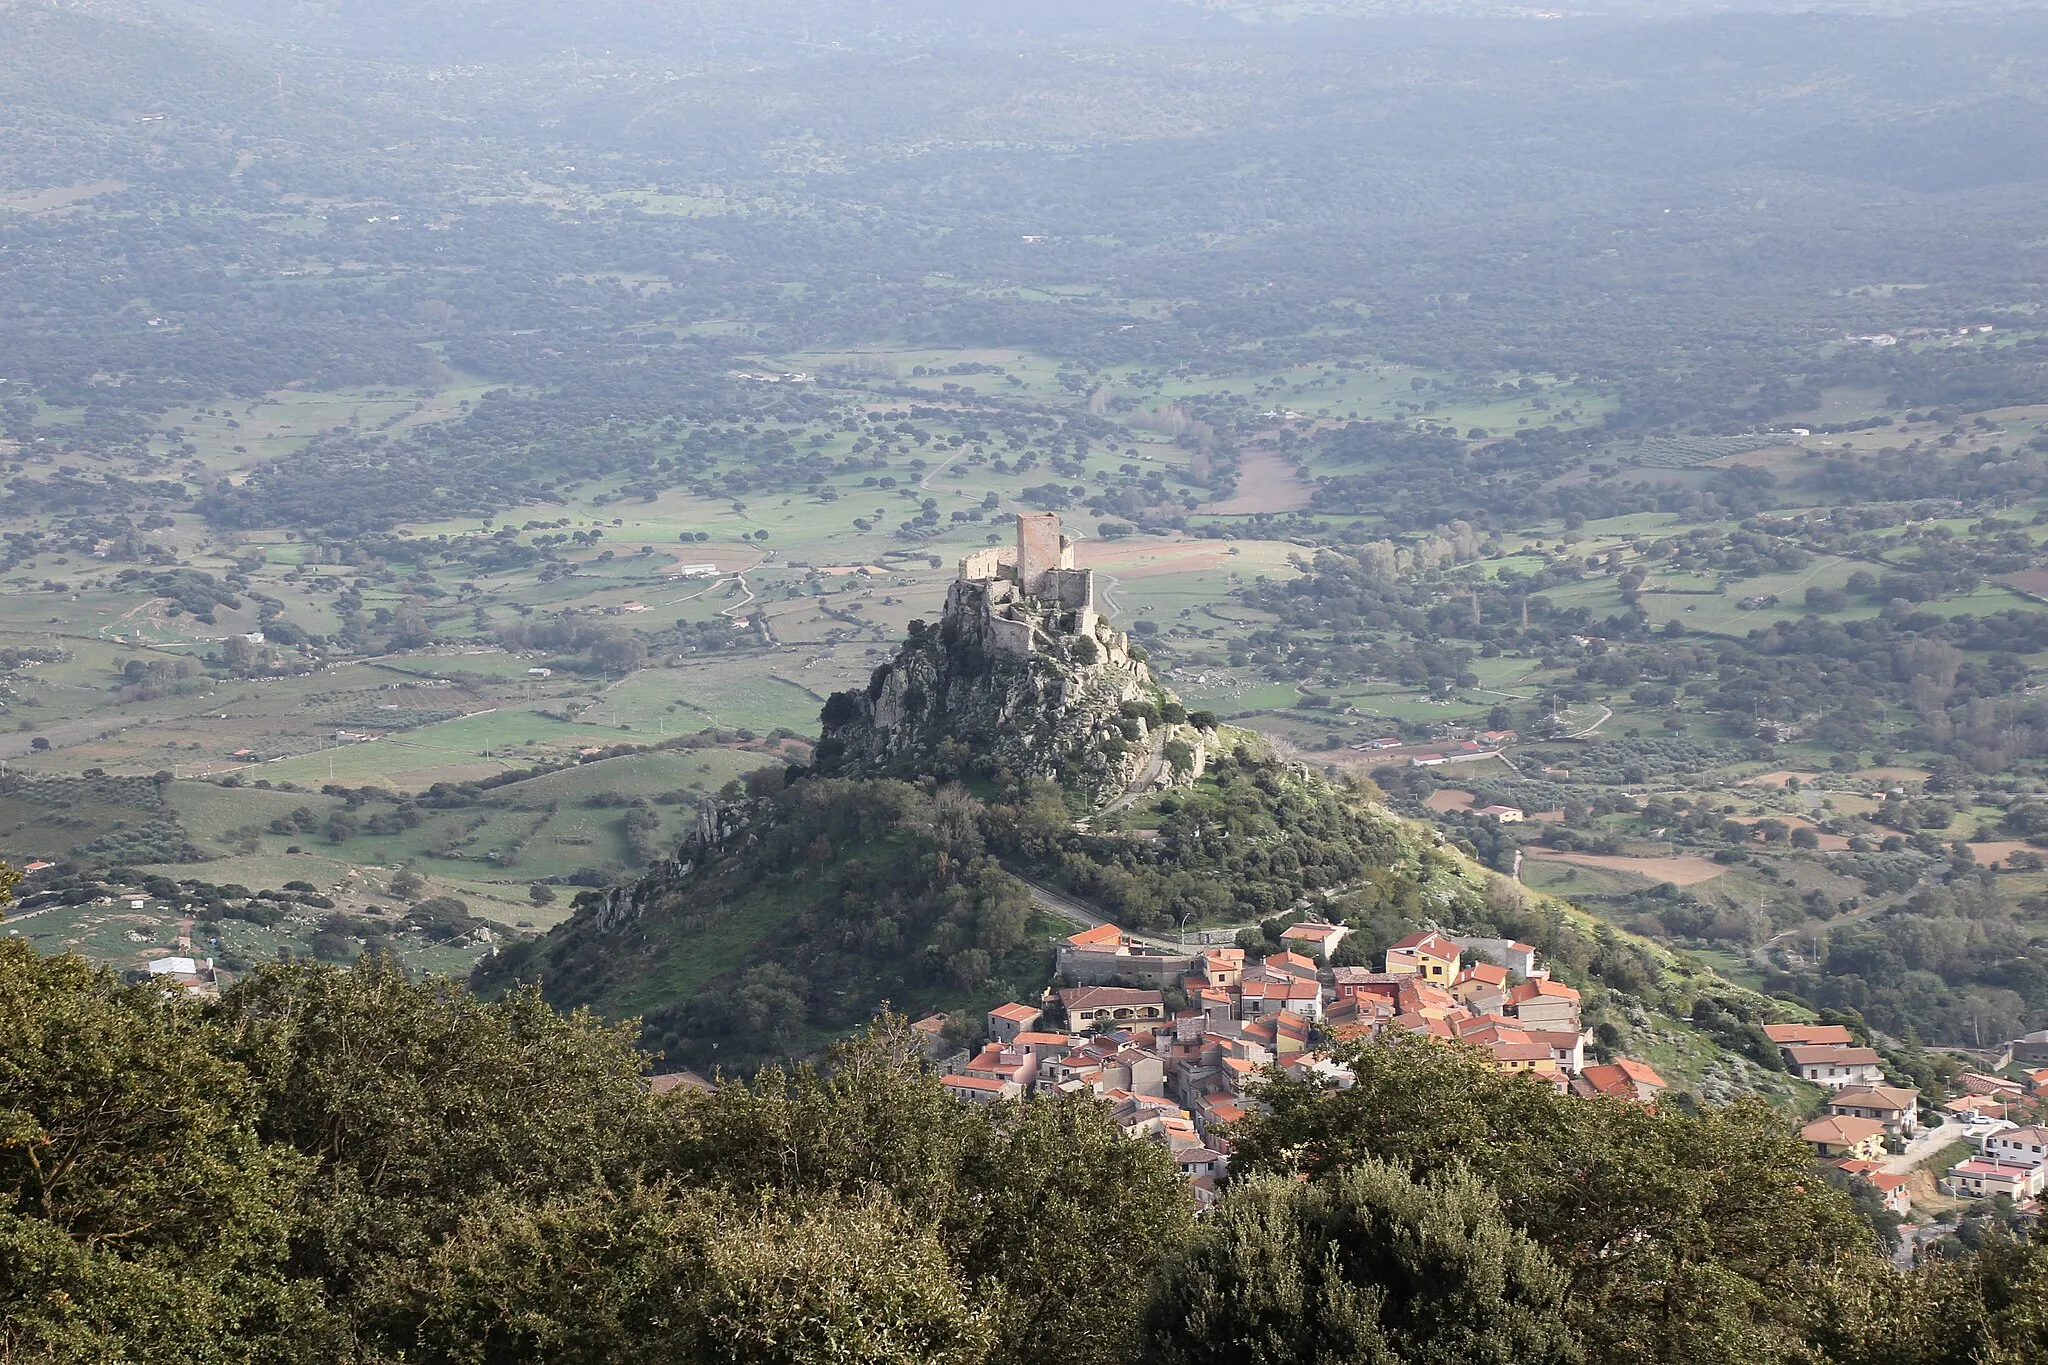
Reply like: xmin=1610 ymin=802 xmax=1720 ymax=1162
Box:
xmin=1801 ymin=1114 xmax=1887 ymax=1161
xmin=1384 ymin=931 xmax=1461 ymax=983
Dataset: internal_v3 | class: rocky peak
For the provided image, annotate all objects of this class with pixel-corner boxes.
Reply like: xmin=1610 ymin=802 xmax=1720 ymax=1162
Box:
xmin=812 ymin=514 xmax=1206 ymax=805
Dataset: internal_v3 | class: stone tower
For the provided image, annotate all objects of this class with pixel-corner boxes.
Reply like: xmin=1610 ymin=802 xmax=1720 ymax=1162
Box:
xmin=1014 ymin=511 xmax=1066 ymax=595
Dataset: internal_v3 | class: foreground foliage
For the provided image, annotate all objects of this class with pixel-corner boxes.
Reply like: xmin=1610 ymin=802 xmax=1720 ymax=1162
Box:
xmin=4 ymin=940 xmax=2046 ymax=1363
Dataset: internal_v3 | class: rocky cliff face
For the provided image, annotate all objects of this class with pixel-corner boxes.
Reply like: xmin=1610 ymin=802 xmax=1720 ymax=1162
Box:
xmin=812 ymin=576 xmax=1198 ymax=806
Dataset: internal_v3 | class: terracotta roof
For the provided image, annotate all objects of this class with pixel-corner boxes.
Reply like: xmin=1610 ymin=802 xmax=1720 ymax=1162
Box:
xmin=943 ymin=1074 xmax=1010 ymax=1093
xmin=1828 ymin=1084 xmax=1919 ymax=1112
xmin=1388 ymin=931 xmax=1459 ymax=958
xmin=1801 ymin=1115 xmax=1886 ymax=1146
xmin=1522 ymin=1029 xmax=1586 ymax=1050
xmin=1013 ymin=1031 xmax=1075 ymax=1046
xmin=989 ymin=1002 xmax=1042 ymax=1023
xmin=1579 ymin=1061 xmax=1665 ymax=1100
xmin=1460 ymin=962 xmax=1510 ymax=987
xmin=1059 ymin=986 xmax=1165 ymax=1010
xmin=1333 ymin=968 xmax=1404 ymax=986
xmin=1065 ymin=923 xmax=1126 ymax=948
xmin=1240 ymin=979 xmax=1320 ymax=1000
xmin=1609 ymin=1058 xmax=1666 ymax=1087
xmin=1763 ymin=1023 xmax=1856 ymax=1047
xmin=1509 ymin=978 xmax=1581 ymax=1003
xmin=1280 ymin=921 xmax=1343 ymax=942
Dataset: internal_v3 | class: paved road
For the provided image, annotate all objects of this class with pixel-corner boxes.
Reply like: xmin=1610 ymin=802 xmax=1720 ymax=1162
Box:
xmin=1012 ymin=871 xmax=1257 ymax=953
xmin=1880 ymin=1122 xmax=1957 ymax=1177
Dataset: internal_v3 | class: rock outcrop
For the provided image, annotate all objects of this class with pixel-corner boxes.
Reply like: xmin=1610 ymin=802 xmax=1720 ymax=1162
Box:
xmin=812 ymin=513 xmax=1203 ymax=806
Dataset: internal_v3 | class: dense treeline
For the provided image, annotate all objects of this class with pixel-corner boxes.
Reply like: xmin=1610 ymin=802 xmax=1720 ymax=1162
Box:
xmin=6 ymin=947 xmax=2045 ymax=1364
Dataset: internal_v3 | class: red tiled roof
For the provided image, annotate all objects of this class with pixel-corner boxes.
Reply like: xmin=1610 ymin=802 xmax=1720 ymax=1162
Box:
xmin=1059 ymin=986 xmax=1165 ymax=1010
xmin=1609 ymin=1058 xmax=1666 ymax=1087
xmin=1763 ymin=1023 xmax=1856 ymax=1047
xmin=1388 ymin=931 xmax=1459 ymax=957
xmin=943 ymin=1074 xmax=1009 ymax=1093
xmin=989 ymin=1002 xmax=1041 ymax=1022
xmin=1801 ymin=1115 xmax=1885 ymax=1146
xmin=1509 ymin=979 xmax=1581 ymax=1003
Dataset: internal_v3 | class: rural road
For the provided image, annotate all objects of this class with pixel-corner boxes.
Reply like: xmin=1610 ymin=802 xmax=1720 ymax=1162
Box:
xmin=1562 ymin=704 xmax=1613 ymax=740
xmin=1091 ymin=741 xmax=1167 ymax=821
xmin=918 ymin=451 xmax=963 ymax=489
xmin=1098 ymin=572 xmax=1127 ymax=620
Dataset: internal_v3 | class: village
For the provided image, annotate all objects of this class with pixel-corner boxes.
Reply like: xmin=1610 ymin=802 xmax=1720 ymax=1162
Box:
xmin=927 ymin=921 xmax=2048 ymax=1219
xmin=924 ymin=923 xmax=1652 ymax=1206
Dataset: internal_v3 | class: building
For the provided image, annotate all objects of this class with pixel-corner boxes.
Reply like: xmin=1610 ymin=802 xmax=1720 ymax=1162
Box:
xmin=910 ymin=1014 xmax=952 ymax=1060
xmin=1783 ymin=1045 xmax=1886 ymax=1091
xmin=951 ymin=511 xmax=1108 ymax=660
xmin=1949 ymin=1158 xmax=2047 ymax=1201
xmin=1762 ymin=1023 xmax=1858 ymax=1049
xmin=1958 ymin=1071 xmax=2024 ymax=1100
xmin=2008 ymin=1029 xmax=2048 ymax=1065
xmin=646 ymin=1070 xmax=717 ymax=1096
xmin=1055 ymin=923 xmax=1201 ymax=987
xmin=1453 ymin=937 xmax=1541 ymax=980
xmin=1277 ymin=920 xmax=1350 ymax=962
xmin=1802 ymin=1114 xmax=1888 ymax=1161
xmin=1384 ymin=931 xmax=1461 ymax=983
xmin=1576 ymin=1059 xmax=1667 ymax=1106
xmin=1827 ymin=1084 xmax=1920 ymax=1136
xmin=1980 ymin=1125 xmax=2048 ymax=1169
xmin=987 ymin=1001 xmax=1043 ymax=1044
xmin=1505 ymin=978 xmax=1581 ymax=1030
xmin=144 ymin=956 xmax=223 ymax=997
xmin=1059 ymin=986 xmax=1167 ymax=1031
xmin=1524 ymin=1029 xmax=1588 ymax=1076
xmin=1477 ymin=805 xmax=1525 ymax=823
xmin=942 ymin=1074 xmax=1021 ymax=1105
xmin=1836 ymin=1160 xmax=1912 ymax=1215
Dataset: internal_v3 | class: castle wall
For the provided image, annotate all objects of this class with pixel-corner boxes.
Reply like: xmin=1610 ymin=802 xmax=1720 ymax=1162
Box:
xmin=1044 ymin=567 xmax=1095 ymax=612
xmin=987 ymin=614 xmax=1035 ymax=658
xmin=958 ymin=547 xmax=1014 ymax=582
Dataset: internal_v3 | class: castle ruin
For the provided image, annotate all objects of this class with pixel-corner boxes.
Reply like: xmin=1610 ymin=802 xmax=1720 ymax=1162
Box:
xmin=953 ymin=511 xmax=1109 ymax=659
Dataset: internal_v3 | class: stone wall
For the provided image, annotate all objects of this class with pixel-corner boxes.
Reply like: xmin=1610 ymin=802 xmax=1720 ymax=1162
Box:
xmin=1056 ymin=944 xmax=1202 ymax=986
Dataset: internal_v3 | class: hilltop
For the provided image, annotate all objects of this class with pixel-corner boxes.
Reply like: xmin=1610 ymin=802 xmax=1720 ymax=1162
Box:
xmin=477 ymin=516 xmax=1821 ymax=1102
